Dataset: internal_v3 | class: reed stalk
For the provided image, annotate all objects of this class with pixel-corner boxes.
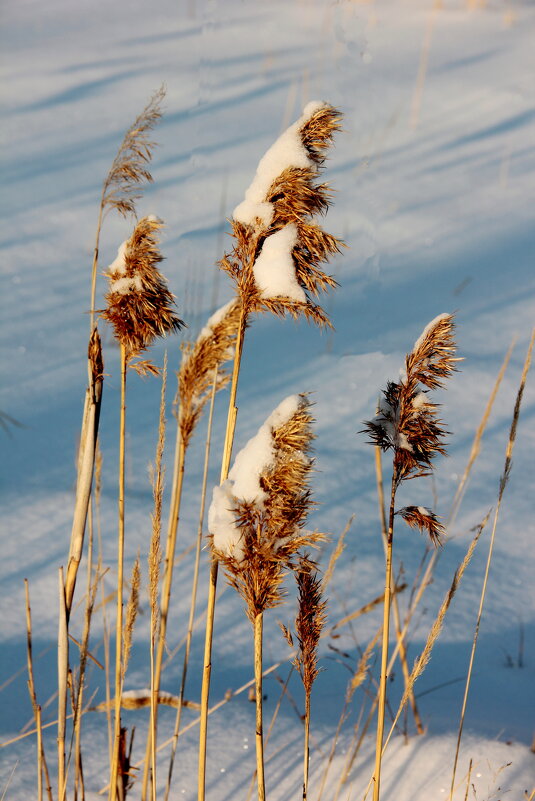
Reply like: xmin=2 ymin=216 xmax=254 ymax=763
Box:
xmin=363 ymin=314 xmax=458 ymax=801
xmin=361 ymin=514 xmax=487 ymax=801
xmin=375 ymin=446 xmax=423 ymax=736
xmin=164 ymin=370 xmax=218 ymax=801
xmin=372 ymin=476 xmax=396 ymax=801
xmin=198 ymin=302 xmax=247 ymax=801
xmin=24 ymin=580 xmax=53 ymax=801
xmin=57 ymin=568 xmax=68 ymax=801
xmin=448 ymin=329 xmax=533 ymax=801
xmin=73 ymin=506 xmax=96 ymax=801
xmin=109 ymin=343 xmax=127 ymax=801
xmin=254 ymin=613 xmax=266 ymax=801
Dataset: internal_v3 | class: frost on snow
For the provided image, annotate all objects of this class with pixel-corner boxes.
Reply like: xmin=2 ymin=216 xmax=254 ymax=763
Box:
xmin=209 ymin=395 xmax=301 ymax=561
xmin=253 ymin=224 xmax=306 ymax=302
xmin=233 ymin=100 xmax=327 ymax=228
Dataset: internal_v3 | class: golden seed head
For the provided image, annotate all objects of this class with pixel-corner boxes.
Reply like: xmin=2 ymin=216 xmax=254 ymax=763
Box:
xmin=102 ymin=216 xmax=184 ymax=362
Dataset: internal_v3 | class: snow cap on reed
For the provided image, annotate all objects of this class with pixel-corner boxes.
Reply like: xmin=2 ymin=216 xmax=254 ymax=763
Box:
xmin=221 ymin=102 xmax=342 ymax=328
xmin=102 ymin=216 xmax=184 ymax=363
xmin=209 ymin=394 xmax=323 ymax=618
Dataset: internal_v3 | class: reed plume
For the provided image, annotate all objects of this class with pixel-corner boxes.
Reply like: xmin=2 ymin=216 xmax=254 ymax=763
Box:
xmin=293 ymin=557 xmax=327 ymax=801
xmin=102 ymin=215 xmax=184 ymax=368
xmin=362 ymin=313 xmax=458 ymax=801
xmin=103 ymin=216 xmax=183 ymax=801
xmin=210 ymin=394 xmax=321 ymax=801
xmin=198 ymin=101 xmax=342 ymax=801
xmin=221 ymin=102 xmax=342 ymax=328
xmin=100 ymin=86 xmax=165 ymax=221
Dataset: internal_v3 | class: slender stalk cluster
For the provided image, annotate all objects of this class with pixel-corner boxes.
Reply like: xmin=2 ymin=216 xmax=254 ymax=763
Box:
xmin=221 ymin=102 xmax=342 ymax=328
xmin=364 ymin=313 xmax=459 ymax=544
xmin=102 ymin=216 xmax=184 ymax=365
xmin=209 ymin=394 xmax=322 ymax=619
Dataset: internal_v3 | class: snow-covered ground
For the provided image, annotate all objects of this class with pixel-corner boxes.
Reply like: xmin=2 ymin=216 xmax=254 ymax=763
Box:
xmin=1 ymin=0 xmax=534 ymax=799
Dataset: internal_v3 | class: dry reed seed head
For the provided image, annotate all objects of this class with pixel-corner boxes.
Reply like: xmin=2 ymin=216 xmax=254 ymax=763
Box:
xmin=223 ymin=102 xmax=342 ymax=328
xmin=102 ymin=216 xmax=184 ymax=362
xmin=123 ymin=557 xmax=141 ymax=677
xmin=209 ymin=394 xmax=324 ymax=619
xmin=294 ymin=556 xmax=327 ymax=693
xmin=88 ymin=326 xmax=104 ymax=389
xmin=102 ymin=85 xmax=165 ymax=217
xmin=178 ymin=299 xmax=241 ymax=447
xmin=396 ymin=506 xmax=445 ymax=547
xmin=363 ymin=314 xmax=458 ymax=483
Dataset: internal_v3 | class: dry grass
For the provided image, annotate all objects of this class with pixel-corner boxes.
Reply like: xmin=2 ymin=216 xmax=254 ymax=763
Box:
xmin=12 ymin=92 xmax=533 ymax=801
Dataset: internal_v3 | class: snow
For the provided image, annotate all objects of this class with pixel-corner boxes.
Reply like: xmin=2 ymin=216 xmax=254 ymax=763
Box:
xmin=233 ymin=101 xmax=326 ymax=228
xmin=106 ymin=239 xmax=128 ymax=276
xmin=1 ymin=1 xmax=535 ymax=799
xmin=209 ymin=394 xmax=301 ymax=559
xmin=413 ymin=312 xmax=451 ymax=352
xmin=196 ymin=299 xmax=236 ymax=344
xmin=208 ymin=482 xmax=245 ymax=562
xmin=109 ymin=274 xmax=143 ymax=294
xmin=252 ymin=223 xmax=306 ymax=302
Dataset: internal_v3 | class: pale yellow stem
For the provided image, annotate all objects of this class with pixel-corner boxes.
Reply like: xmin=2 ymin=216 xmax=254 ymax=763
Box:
xmin=109 ymin=344 xmax=127 ymax=801
xmin=254 ymin=613 xmax=266 ymax=801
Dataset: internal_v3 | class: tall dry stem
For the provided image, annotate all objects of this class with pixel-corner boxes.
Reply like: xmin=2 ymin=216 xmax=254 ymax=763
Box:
xmin=24 ymin=580 xmax=53 ymax=801
xmin=57 ymin=568 xmax=68 ymax=801
xmin=448 ymin=329 xmax=534 ymax=801
xmin=363 ymin=313 xmax=458 ymax=801
xmin=164 ymin=370 xmax=218 ymax=801
xmin=375 ymin=446 xmax=423 ymax=735
xmin=109 ymin=344 xmax=127 ymax=801
xmin=199 ymin=102 xmax=341 ymax=799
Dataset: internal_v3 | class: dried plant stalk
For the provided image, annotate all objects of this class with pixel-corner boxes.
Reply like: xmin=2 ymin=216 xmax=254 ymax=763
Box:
xmin=24 ymin=580 xmax=53 ymax=801
xmin=363 ymin=313 xmax=458 ymax=801
xmin=65 ymin=328 xmax=104 ymax=615
xmin=198 ymin=102 xmax=342 ymax=801
xmin=360 ymin=511 xmax=489 ymax=801
xmin=448 ymin=329 xmax=534 ymax=801
xmin=164 ymin=370 xmax=218 ymax=801
xmin=141 ymin=304 xmax=237 ymax=801
xmin=375 ymin=445 xmax=424 ymax=735
xmin=148 ymin=359 xmax=167 ymax=801
xmin=57 ymin=568 xmax=68 ymax=801
xmin=103 ymin=215 xmax=182 ymax=801
xmin=208 ymin=394 xmax=321 ymax=801
xmin=293 ymin=558 xmax=327 ymax=800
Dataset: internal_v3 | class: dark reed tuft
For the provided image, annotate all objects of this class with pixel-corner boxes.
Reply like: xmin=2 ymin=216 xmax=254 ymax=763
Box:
xmin=396 ymin=506 xmax=445 ymax=547
xmin=294 ymin=556 xmax=327 ymax=694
